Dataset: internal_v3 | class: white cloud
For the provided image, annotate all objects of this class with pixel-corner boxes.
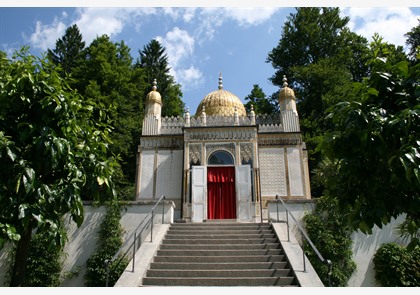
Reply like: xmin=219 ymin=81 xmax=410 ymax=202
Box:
xmin=156 ymin=27 xmax=203 ymax=90
xmin=27 ymin=8 xmax=129 ymax=50
xmin=182 ymin=8 xmax=196 ymax=23
xmin=74 ymin=8 xmax=125 ymax=45
xmin=28 ymin=17 xmax=67 ymax=50
xmin=156 ymin=27 xmax=195 ymax=65
xmin=193 ymin=7 xmax=280 ymax=45
xmin=342 ymin=7 xmax=419 ymax=48
xmin=177 ymin=66 xmax=204 ymax=89
xmin=224 ymin=7 xmax=280 ymax=27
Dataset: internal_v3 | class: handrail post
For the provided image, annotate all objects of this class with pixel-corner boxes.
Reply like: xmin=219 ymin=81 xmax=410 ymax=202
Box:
xmin=105 ymin=259 xmax=109 ymax=287
xmin=325 ymin=259 xmax=332 ymax=287
xmin=132 ymin=232 xmax=136 ymax=272
xmin=151 ymin=210 xmax=154 ymax=242
xmin=276 ymin=195 xmax=279 ymax=222
xmin=259 ymin=170 xmax=263 ymax=224
xmin=162 ymin=196 xmax=165 ymax=224
xmin=286 ymin=207 xmax=290 ymax=242
xmin=302 ymin=231 xmax=306 ymax=272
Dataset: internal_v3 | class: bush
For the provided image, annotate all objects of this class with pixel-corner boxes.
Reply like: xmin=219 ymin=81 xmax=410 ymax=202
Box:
xmin=84 ymin=201 xmax=129 ymax=286
xmin=373 ymin=243 xmax=420 ymax=286
xmin=303 ymin=197 xmax=356 ymax=286
xmin=24 ymin=229 xmax=64 ymax=286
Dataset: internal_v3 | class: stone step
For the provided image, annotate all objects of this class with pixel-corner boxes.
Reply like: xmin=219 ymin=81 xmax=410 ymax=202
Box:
xmin=163 ymin=233 xmax=277 ymax=239
xmin=159 ymin=243 xmax=281 ymax=250
xmin=161 ymin=238 xmax=279 ymax=244
xmin=142 ymin=276 xmax=299 ymax=287
xmin=170 ymin=223 xmax=271 ymax=228
xmin=153 ymin=255 xmax=287 ymax=263
xmin=146 ymin=268 xmax=294 ymax=278
xmin=141 ymin=222 xmax=300 ymax=287
xmin=167 ymin=229 xmax=274 ymax=235
xmin=149 ymin=261 xmax=289 ymax=270
xmin=156 ymin=249 xmax=283 ymax=256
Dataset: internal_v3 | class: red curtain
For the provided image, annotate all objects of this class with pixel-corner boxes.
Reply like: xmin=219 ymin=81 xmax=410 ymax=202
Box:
xmin=207 ymin=167 xmax=236 ymax=219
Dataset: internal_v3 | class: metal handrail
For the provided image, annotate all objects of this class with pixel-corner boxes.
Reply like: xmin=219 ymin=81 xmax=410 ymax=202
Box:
xmin=105 ymin=195 xmax=166 ymax=287
xmin=275 ymin=195 xmax=332 ymax=287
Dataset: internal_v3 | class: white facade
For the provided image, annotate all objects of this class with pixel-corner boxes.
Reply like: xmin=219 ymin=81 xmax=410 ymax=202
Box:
xmin=135 ymin=75 xmax=311 ymax=222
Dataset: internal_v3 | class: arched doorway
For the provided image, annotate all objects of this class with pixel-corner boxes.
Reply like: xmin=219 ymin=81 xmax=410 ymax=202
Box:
xmin=207 ymin=151 xmax=236 ymax=219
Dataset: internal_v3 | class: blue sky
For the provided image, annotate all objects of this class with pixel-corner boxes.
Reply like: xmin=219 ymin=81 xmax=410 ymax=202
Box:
xmin=1 ymin=2 xmax=419 ymax=114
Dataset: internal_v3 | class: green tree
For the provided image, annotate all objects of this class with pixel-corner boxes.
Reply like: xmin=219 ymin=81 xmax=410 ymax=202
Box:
xmin=78 ymin=35 xmax=146 ymax=194
xmin=244 ymin=84 xmax=276 ymax=115
xmin=266 ymin=7 xmax=370 ymax=197
xmin=136 ymin=39 xmax=184 ymax=117
xmin=267 ymin=8 xmax=350 ymax=84
xmin=47 ymin=24 xmax=86 ymax=78
xmin=318 ymin=35 xmax=419 ymax=246
xmin=404 ymin=19 xmax=420 ymax=62
xmin=0 ymin=48 xmax=117 ymax=286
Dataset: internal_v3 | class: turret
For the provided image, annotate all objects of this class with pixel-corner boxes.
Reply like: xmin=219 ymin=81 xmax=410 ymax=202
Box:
xmin=278 ymin=76 xmax=300 ymax=132
xmin=142 ymin=79 xmax=162 ymax=135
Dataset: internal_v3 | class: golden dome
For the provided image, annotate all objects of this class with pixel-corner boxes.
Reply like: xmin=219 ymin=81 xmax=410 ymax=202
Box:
xmin=146 ymin=79 xmax=162 ymax=104
xmin=194 ymin=74 xmax=246 ymax=117
xmin=278 ymin=75 xmax=296 ymax=101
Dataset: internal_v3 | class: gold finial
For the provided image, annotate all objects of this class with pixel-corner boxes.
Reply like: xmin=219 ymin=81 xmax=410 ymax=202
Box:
xmin=218 ymin=72 xmax=223 ymax=90
xmin=152 ymin=79 xmax=157 ymax=91
xmin=282 ymin=75 xmax=288 ymax=87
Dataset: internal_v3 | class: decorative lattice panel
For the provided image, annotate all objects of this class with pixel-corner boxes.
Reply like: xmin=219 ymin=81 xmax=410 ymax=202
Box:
xmin=155 ymin=150 xmax=183 ymax=198
xmin=259 ymin=148 xmax=287 ymax=196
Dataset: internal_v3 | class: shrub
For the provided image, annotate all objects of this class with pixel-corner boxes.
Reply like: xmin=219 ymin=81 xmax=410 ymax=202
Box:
xmin=24 ymin=229 xmax=64 ymax=286
xmin=373 ymin=243 xmax=420 ymax=286
xmin=303 ymin=197 xmax=356 ymax=286
xmin=84 ymin=201 xmax=128 ymax=286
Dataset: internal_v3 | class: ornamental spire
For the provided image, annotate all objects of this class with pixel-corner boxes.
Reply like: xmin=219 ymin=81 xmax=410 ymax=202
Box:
xmin=152 ymin=78 xmax=157 ymax=91
xmin=282 ymin=75 xmax=288 ymax=87
xmin=218 ymin=72 xmax=223 ymax=90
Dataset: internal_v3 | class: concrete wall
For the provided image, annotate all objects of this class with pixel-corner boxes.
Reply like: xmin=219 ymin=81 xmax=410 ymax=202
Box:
xmin=0 ymin=201 xmax=175 ymax=287
xmin=0 ymin=200 xmax=408 ymax=287
xmin=266 ymin=200 xmax=408 ymax=287
xmin=61 ymin=201 xmax=175 ymax=287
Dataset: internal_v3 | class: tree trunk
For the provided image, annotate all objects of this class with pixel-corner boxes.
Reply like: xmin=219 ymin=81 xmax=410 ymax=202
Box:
xmin=9 ymin=222 xmax=33 ymax=286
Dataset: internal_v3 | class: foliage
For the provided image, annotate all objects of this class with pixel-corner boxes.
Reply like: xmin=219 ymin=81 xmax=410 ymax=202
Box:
xmin=136 ymin=39 xmax=184 ymax=117
xmin=267 ymin=7 xmax=355 ymax=86
xmin=84 ymin=201 xmax=128 ymax=287
xmin=396 ymin=218 xmax=420 ymax=251
xmin=0 ymin=47 xmax=117 ymax=286
xmin=81 ymin=35 xmax=146 ymax=187
xmin=244 ymin=84 xmax=277 ymax=115
xmin=373 ymin=243 xmax=420 ymax=286
xmin=266 ymin=7 xmax=370 ymax=197
xmin=24 ymin=227 xmax=65 ymax=286
xmin=303 ymin=197 xmax=356 ymax=286
xmin=47 ymin=24 xmax=86 ymax=78
xmin=404 ymin=19 xmax=420 ymax=62
xmin=318 ymin=35 xmax=419 ymax=242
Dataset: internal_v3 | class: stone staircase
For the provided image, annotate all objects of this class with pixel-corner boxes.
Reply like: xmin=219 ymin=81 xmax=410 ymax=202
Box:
xmin=141 ymin=221 xmax=300 ymax=287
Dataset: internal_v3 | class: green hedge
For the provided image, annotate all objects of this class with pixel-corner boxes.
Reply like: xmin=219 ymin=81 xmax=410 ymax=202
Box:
xmin=303 ymin=197 xmax=356 ymax=286
xmin=373 ymin=243 xmax=420 ymax=286
xmin=84 ymin=201 xmax=129 ymax=286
